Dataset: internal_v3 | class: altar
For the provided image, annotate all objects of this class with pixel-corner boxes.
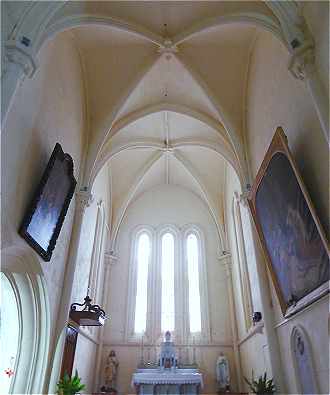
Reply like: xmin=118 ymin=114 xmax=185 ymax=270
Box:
xmin=132 ymin=332 xmax=203 ymax=395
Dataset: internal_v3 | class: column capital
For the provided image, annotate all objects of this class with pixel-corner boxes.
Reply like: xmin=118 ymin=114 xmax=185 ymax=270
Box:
xmin=289 ymin=43 xmax=315 ymax=81
xmin=217 ymin=252 xmax=232 ymax=267
xmin=234 ymin=185 xmax=251 ymax=207
xmin=104 ymin=251 xmax=118 ymax=267
xmin=75 ymin=189 xmax=94 ymax=214
xmin=4 ymin=43 xmax=37 ymax=78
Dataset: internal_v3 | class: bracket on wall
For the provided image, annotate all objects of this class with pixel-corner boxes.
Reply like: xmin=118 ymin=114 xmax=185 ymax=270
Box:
xmin=70 ymin=294 xmax=107 ymax=326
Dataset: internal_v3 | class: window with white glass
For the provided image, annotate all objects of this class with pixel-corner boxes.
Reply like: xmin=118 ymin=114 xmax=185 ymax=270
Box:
xmin=161 ymin=233 xmax=175 ymax=332
xmin=187 ymin=233 xmax=202 ymax=333
xmin=134 ymin=232 xmax=151 ymax=334
xmin=126 ymin=225 xmax=210 ymax=343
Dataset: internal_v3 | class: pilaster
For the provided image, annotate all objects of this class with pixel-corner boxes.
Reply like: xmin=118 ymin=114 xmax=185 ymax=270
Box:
xmin=2 ymin=43 xmax=38 ymax=126
xmin=218 ymin=254 xmax=242 ymax=391
xmin=94 ymin=250 xmax=117 ymax=391
xmin=289 ymin=43 xmax=329 ymax=143
xmin=50 ymin=188 xmax=94 ymax=377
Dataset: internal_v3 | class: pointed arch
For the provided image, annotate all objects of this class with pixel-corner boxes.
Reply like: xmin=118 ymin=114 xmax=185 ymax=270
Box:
xmin=291 ymin=326 xmax=319 ymax=394
xmin=172 ymin=12 xmax=285 ymax=47
xmin=1 ymin=245 xmax=50 ymax=394
xmin=84 ymin=53 xmax=160 ymax=189
xmin=92 ymin=137 xmax=240 ymax=190
xmin=175 ymin=52 xmax=249 ymax=185
xmin=173 ymin=151 xmax=225 ymax=250
xmin=40 ymin=14 xmax=163 ymax=52
xmin=110 ymin=151 xmax=163 ymax=251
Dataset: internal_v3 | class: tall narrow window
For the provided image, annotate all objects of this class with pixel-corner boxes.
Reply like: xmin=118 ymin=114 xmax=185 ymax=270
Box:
xmin=161 ymin=233 xmax=175 ymax=332
xmin=187 ymin=233 xmax=202 ymax=333
xmin=134 ymin=233 xmax=150 ymax=333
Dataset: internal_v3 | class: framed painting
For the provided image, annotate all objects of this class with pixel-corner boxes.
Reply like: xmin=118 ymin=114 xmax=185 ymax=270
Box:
xmin=19 ymin=143 xmax=77 ymax=261
xmin=248 ymin=127 xmax=329 ymax=317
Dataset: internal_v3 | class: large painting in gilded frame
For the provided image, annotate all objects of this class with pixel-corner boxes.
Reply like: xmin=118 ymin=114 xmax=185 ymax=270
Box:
xmin=248 ymin=127 xmax=329 ymax=317
xmin=19 ymin=143 xmax=77 ymax=261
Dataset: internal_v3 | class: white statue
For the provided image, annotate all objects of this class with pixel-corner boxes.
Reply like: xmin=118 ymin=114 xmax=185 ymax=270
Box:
xmin=105 ymin=350 xmax=119 ymax=389
xmin=216 ymin=353 xmax=230 ymax=391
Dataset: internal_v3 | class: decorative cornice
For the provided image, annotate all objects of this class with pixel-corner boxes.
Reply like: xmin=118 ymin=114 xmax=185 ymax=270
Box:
xmin=289 ymin=43 xmax=315 ymax=81
xmin=4 ymin=44 xmax=37 ymax=78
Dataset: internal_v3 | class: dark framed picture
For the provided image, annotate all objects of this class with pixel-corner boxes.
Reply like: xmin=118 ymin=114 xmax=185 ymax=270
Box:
xmin=248 ymin=127 xmax=329 ymax=317
xmin=19 ymin=143 xmax=77 ymax=261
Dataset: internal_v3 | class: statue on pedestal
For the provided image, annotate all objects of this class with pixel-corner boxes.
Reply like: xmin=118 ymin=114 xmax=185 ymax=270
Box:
xmin=104 ymin=350 xmax=119 ymax=391
xmin=159 ymin=331 xmax=177 ymax=370
xmin=216 ymin=353 xmax=230 ymax=392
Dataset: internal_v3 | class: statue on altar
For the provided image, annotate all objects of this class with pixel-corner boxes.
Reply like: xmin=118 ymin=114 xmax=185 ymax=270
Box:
xmin=159 ymin=331 xmax=178 ymax=370
xmin=104 ymin=350 xmax=119 ymax=390
xmin=132 ymin=331 xmax=203 ymax=395
xmin=216 ymin=353 xmax=230 ymax=391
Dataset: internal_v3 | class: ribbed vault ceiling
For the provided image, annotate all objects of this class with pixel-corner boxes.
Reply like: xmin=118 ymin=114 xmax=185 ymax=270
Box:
xmin=49 ymin=1 xmax=282 ymax=246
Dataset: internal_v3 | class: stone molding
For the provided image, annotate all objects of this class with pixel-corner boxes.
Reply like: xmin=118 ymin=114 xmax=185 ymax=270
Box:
xmin=75 ymin=189 xmax=94 ymax=213
xmin=4 ymin=44 xmax=37 ymax=78
xmin=104 ymin=251 xmax=118 ymax=266
xmin=289 ymin=43 xmax=316 ymax=81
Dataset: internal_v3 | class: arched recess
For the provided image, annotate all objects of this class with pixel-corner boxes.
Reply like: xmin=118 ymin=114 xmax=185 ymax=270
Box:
xmin=291 ymin=326 xmax=319 ymax=394
xmin=1 ymin=245 xmax=50 ymax=394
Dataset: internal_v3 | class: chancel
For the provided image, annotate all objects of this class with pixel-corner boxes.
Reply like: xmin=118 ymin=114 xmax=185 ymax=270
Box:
xmin=132 ymin=332 xmax=203 ymax=395
xmin=1 ymin=2 xmax=329 ymax=395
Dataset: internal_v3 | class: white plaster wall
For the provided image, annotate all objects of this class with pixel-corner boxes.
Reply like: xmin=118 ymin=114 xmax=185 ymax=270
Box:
xmin=244 ymin=24 xmax=329 ymax=395
xmin=2 ymin=31 xmax=84 ymax=339
xmin=71 ymin=164 xmax=110 ymax=392
xmin=71 ymin=163 xmax=110 ymax=306
xmin=72 ymin=334 xmax=97 ymax=394
xmin=1 ymin=31 xmax=90 ymax=394
xmin=246 ymin=29 xmax=329 ymax=237
xmin=303 ymin=1 xmax=329 ymax=98
xmin=103 ymin=184 xmax=234 ymax=394
xmin=224 ymin=164 xmax=270 ymax=391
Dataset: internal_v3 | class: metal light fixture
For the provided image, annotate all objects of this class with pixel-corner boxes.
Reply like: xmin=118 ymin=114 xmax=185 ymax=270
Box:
xmin=69 ymin=294 xmax=107 ymax=326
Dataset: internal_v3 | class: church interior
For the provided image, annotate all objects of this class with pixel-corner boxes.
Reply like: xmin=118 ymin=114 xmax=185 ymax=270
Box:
xmin=1 ymin=1 xmax=329 ymax=395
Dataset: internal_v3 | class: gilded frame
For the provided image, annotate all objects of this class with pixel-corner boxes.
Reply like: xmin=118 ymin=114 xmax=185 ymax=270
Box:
xmin=248 ymin=127 xmax=329 ymax=317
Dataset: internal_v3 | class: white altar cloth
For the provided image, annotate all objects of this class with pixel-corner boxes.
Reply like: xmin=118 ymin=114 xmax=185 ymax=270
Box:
xmin=131 ymin=369 xmax=203 ymax=389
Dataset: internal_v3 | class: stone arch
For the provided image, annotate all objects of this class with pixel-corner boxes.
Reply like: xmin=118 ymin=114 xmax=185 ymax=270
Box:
xmin=291 ymin=325 xmax=319 ymax=394
xmin=1 ymin=244 xmax=50 ymax=394
xmin=2 ymin=3 xmax=307 ymax=184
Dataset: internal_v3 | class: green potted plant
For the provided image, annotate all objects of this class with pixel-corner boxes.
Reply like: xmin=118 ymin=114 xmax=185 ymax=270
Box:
xmin=244 ymin=371 xmax=276 ymax=394
xmin=57 ymin=370 xmax=86 ymax=395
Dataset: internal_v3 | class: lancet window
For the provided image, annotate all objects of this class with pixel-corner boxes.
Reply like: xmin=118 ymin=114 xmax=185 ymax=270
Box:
xmin=126 ymin=224 xmax=210 ymax=343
